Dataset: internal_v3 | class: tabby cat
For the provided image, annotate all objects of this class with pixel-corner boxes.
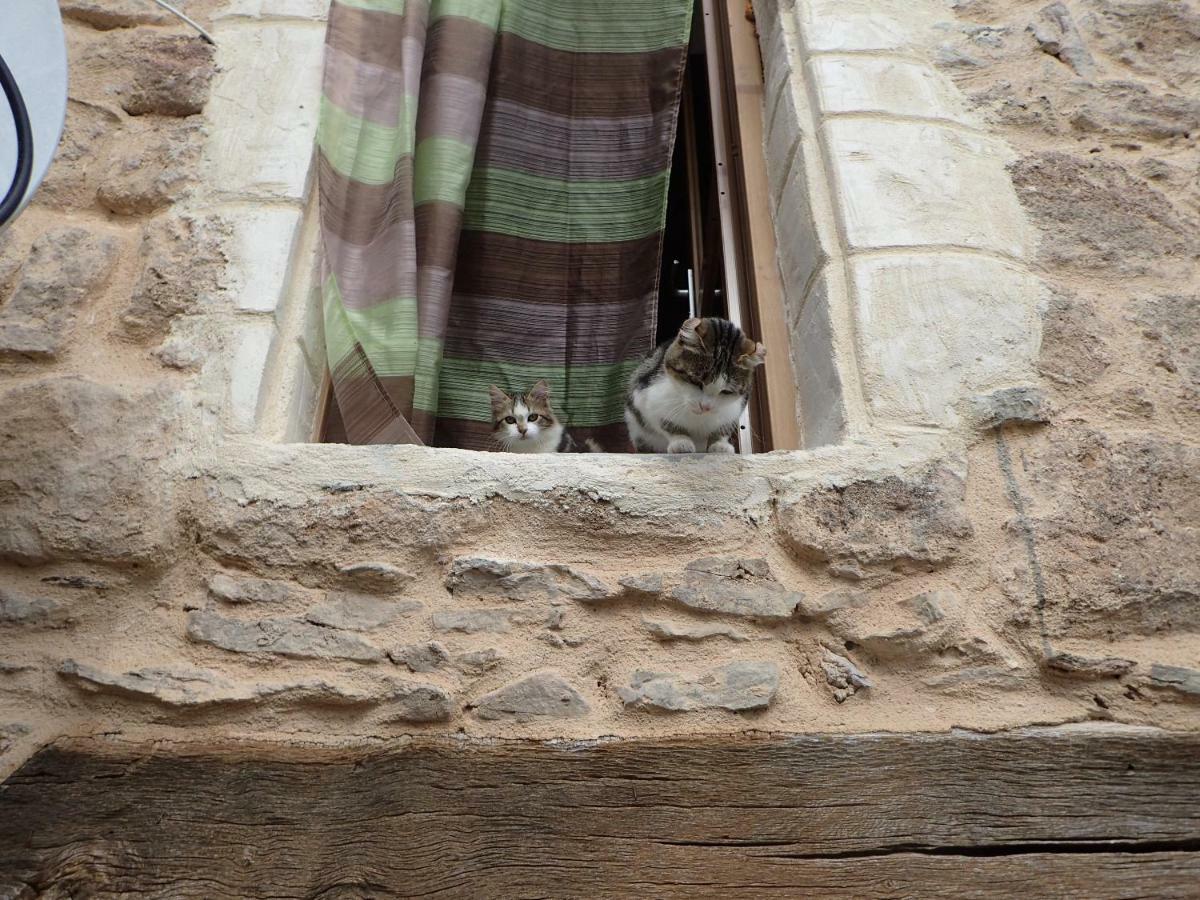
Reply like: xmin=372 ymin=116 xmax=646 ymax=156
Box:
xmin=625 ymin=317 xmax=766 ymax=454
xmin=488 ymin=381 xmax=596 ymax=452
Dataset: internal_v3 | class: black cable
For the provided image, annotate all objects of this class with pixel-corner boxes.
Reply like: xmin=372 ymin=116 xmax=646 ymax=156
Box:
xmin=0 ymin=48 xmax=34 ymax=228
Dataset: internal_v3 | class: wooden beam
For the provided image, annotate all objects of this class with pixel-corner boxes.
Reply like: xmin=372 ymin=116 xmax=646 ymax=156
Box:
xmin=2 ymin=729 xmax=1199 ymax=897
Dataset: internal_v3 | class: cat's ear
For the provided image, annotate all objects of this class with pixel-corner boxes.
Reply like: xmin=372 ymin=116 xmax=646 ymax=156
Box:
xmin=678 ymin=317 xmax=707 ymax=348
xmin=529 ymin=379 xmax=551 ymax=403
xmin=737 ymin=339 xmax=767 ymax=369
xmin=488 ymin=385 xmax=510 ymax=414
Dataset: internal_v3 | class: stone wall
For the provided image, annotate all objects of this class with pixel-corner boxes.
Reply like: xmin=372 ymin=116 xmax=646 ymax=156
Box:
xmin=0 ymin=0 xmax=1197 ymax=777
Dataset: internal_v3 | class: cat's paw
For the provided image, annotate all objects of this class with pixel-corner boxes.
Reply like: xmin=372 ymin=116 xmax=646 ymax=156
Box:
xmin=667 ymin=436 xmax=696 ymax=454
xmin=706 ymin=439 xmax=736 ymax=454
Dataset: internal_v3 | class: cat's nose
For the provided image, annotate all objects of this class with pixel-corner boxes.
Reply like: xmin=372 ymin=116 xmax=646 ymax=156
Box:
xmin=698 ymin=401 xmax=713 ymax=412
xmin=517 ymin=426 xmax=527 ymax=435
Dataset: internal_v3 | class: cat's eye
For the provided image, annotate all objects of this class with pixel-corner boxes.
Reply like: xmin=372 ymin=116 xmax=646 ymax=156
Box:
xmin=527 ymin=413 xmax=539 ymax=423
xmin=504 ymin=415 xmax=517 ymax=424
xmin=721 ymin=389 xmax=737 ymax=396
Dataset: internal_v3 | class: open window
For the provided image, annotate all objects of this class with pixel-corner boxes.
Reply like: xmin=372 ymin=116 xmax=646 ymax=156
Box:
xmin=316 ymin=0 xmax=797 ymax=453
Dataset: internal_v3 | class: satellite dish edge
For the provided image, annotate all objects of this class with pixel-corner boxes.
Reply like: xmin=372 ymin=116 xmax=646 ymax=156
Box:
xmin=0 ymin=0 xmax=68 ymax=230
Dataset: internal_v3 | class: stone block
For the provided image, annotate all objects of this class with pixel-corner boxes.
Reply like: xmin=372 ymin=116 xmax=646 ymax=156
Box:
xmin=120 ymin=215 xmax=227 ymax=342
xmin=0 ymin=378 xmax=174 ymax=566
xmin=810 ymin=56 xmax=974 ymax=124
xmin=379 ymin=678 xmax=455 ymax=723
xmin=97 ymin=119 xmax=201 ymax=216
xmin=186 ymin=610 xmax=384 ymax=661
xmin=470 ymin=672 xmax=589 ymax=722
xmin=826 ymin=118 xmax=1032 ymax=257
xmin=0 ymin=227 xmax=119 ymax=360
xmin=770 ymin=143 xmax=825 ymax=302
xmin=669 ymin=573 xmax=805 ymax=620
xmin=790 ymin=273 xmax=846 ymax=447
xmin=798 ymin=0 xmax=948 ymax=53
xmin=1042 ymin=653 xmax=1135 ymax=679
xmin=204 ymin=24 xmax=323 ymax=200
xmin=388 ymin=642 xmax=450 ymax=673
xmin=821 ymin=649 xmax=872 ymax=702
xmin=336 ymin=561 xmax=416 ymax=592
xmin=0 ymin=590 xmax=74 ymax=629
xmin=446 ymin=557 xmax=611 ymax=602
xmin=1010 ymin=152 xmax=1198 ymax=272
xmin=207 ymin=572 xmax=298 ymax=605
xmin=74 ymin=31 xmax=216 ymax=117
xmin=970 ymin=387 xmax=1049 ymax=430
xmin=454 ymin=648 xmax=503 ymax=674
xmin=432 ymin=608 xmax=518 ymax=635
xmin=779 ymin=465 xmax=973 ymax=575
xmin=643 ymin=619 xmax=748 ymax=643
xmin=1146 ymin=664 xmax=1200 ymax=699
xmin=61 ymin=0 xmax=174 ymax=28
xmin=229 ymin=319 xmax=278 ymax=432
xmin=34 ymin=101 xmax=116 ymax=210
xmin=619 ymin=661 xmax=779 ymax=712
xmin=222 ymin=205 xmax=303 ymax=313
xmin=849 ymin=253 xmax=1042 ymax=426
xmin=305 ymin=593 xmax=422 ymax=631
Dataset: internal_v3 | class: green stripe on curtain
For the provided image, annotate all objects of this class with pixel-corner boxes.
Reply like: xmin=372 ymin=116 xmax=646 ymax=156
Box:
xmin=464 ymin=169 xmax=670 ymax=243
xmin=336 ymin=0 xmax=407 ymax=14
xmin=317 ymin=96 xmax=416 ymax=185
xmin=319 ymin=0 xmax=693 ymax=448
xmin=500 ymin=0 xmax=692 ymax=52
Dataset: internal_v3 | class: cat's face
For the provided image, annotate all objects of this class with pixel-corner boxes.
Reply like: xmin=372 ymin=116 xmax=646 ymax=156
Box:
xmin=663 ymin=317 xmax=766 ymax=415
xmin=489 ymin=381 xmax=561 ymax=449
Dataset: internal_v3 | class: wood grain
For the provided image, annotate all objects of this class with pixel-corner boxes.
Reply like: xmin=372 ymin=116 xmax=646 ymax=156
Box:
xmin=2 ymin=729 xmax=1199 ymax=898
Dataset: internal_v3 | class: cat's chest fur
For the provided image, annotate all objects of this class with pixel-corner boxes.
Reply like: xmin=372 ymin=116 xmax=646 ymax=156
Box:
xmin=638 ymin=375 xmax=743 ymax=435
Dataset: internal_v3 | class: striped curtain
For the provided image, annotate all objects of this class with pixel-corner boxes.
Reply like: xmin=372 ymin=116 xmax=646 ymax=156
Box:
xmin=317 ymin=0 xmax=693 ymax=448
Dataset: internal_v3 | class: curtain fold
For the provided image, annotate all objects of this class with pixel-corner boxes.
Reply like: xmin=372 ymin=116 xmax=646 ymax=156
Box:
xmin=318 ymin=0 xmax=693 ymax=448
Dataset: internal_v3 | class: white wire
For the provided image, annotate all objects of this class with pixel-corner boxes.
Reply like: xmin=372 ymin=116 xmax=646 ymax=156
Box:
xmin=148 ymin=0 xmax=217 ymax=45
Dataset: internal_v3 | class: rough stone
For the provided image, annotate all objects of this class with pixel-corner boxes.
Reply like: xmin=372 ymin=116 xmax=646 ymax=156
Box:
xmin=0 ymin=723 xmax=30 ymax=757
xmin=1043 ymin=652 xmax=1136 ymax=679
xmin=60 ymin=0 xmax=176 ymax=28
xmin=1080 ymin=0 xmax=1200 ymax=90
xmin=821 ymin=649 xmax=872 ymax=702
xmin=830 ymin=591 xmax=1012 ymax=668
xmin=388 ymin=641 xmax=450 ymax=673
xmin=0 ymin=590 xmax=73 ymax=629
xmin=378 ymin=678 xmax=455 ymax=723
xmin=454 ymin=648 xmax=503 ymax=674
xmin=305 ymin=593 xmax=422 ymax=631
xmin=795 ymin=589 xmax=871 ymax=619
xmin=1145 ymin=664 xmax=1200 ymax=699
xmin=0 ymin=227 xmax=119 ymax=360
xmin=97 ymin=119 xmax=201 ymax=215
xmin=1028 ymin=432 xmax=1200 ymax=640
xmin=119 ymin=215 xmax=227 ymax=342
xmin=33 ymin=101 xmax=115 ymax=209
xmin=619 ymin=661 xmax=779 ymax=712
xmin=1137 ymin=294 xmax=1199 ymax=405
xmin=0 ymin=378 xmax=174 ymax=566
xmin=75 ymin=31 xmax=216 ymax=117
xmin=470 ymin=672 xmax=590 ymax=722
xmin=685 ymin=557 xmax=774 ymax=580
xmin=1070 ymin=82 xmax=1200 ymax=142
xmin=970 ymin=387 xmax=1049 ymax=429
xmin=446 ymin=557 xmax=611 ymax=602
xmin=616 ymin=573 xmax=665 ymax=599
xmin=186 ymin=611 xmax=383 ymax=662
xmin=643 ymin=618 xmax=748 ymax=643
xmin=431 ymin=608 xmax=519 ymax=635
xmin=922 ymin=666 xmax=1028 ymax=692
xmin=58 ymin=659 xmax=428 ymax=709
xmin=207 ymin=572 xmax=297 ymax=605
xmin=779 ymin=465 xmax=973 ymax=574
xmin=337 ymin=561 xmax=415 ymax=593
xmin=41 ymin=575 xmax=108 ymax=590
xmin=1010 ymin=152 xmax=1198 ymax=272
xmin=1039 ymin=290 xmax=1112 ymax=387
xmin=1030 ymin=2 xmax=1095 ymax=76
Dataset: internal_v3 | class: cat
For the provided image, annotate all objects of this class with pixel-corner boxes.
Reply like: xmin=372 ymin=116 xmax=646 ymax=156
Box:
xmin=488 ymin=380 xmax=599 ymax=453
xmin=625 ymin=317 xmax=766 ymax=454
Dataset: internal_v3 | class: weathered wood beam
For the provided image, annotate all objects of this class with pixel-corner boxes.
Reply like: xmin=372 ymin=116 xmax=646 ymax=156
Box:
xmin=2 ymin=728 xmax=1198 ymax=898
